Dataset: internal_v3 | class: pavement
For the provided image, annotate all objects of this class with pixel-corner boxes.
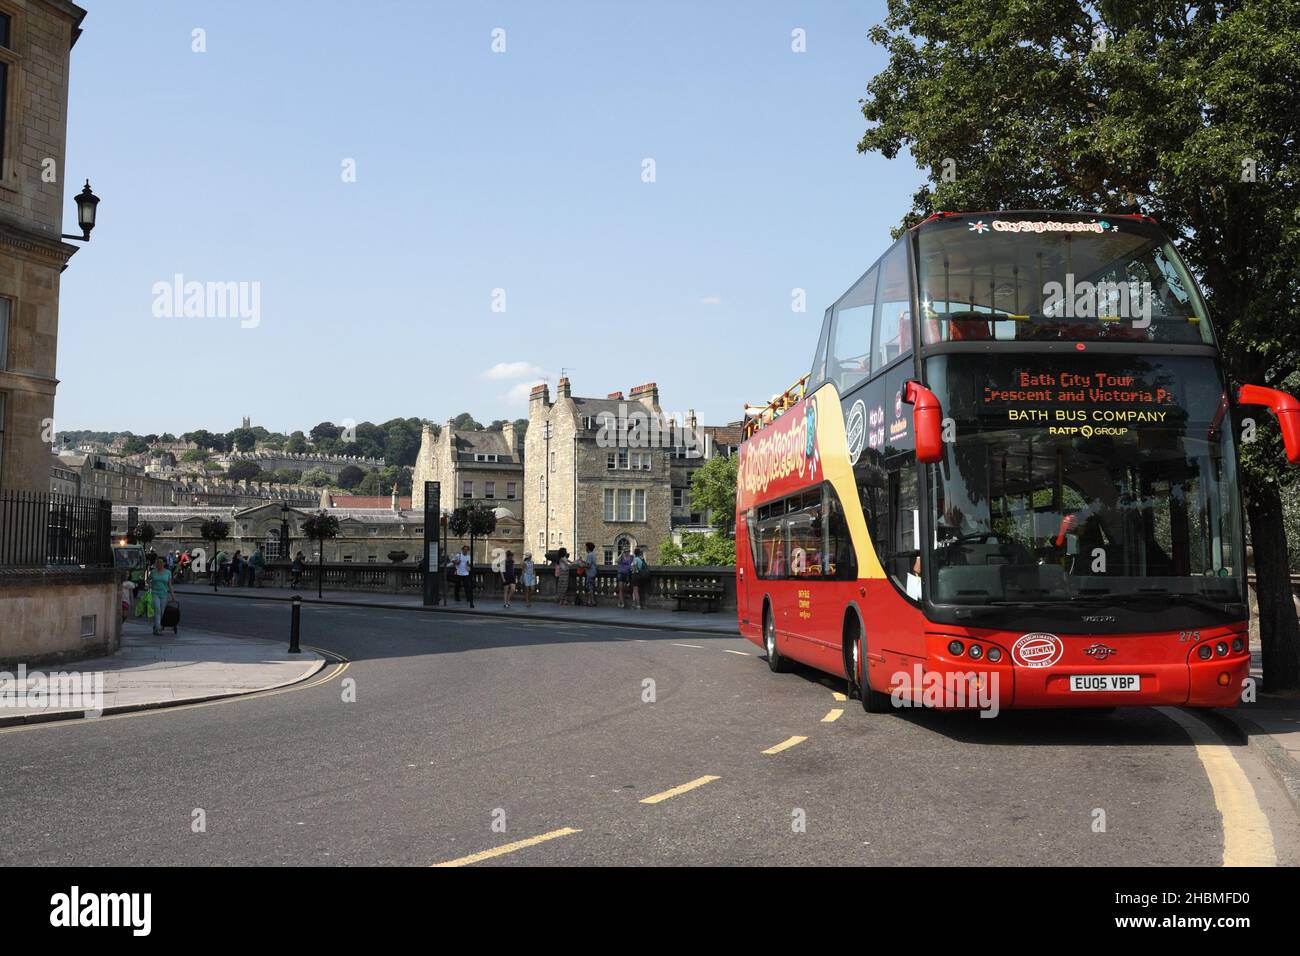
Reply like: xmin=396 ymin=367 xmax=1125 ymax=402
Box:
xmin=0 ymin=616 xmax=325 ymax=726
xmin=173 ymin=581 xmax=739 ymax=635
xmin=1212 ymin=638 xmax=1300 ymax=812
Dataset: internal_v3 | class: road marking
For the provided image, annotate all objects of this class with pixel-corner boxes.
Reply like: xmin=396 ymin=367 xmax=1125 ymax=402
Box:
xmin=1160 ymin=708 xmax=1276 ymax=867
xmin=432 ymin=827 xmax=581 ymax=867
xmin=831 ymin=691 xmax=847 ymax=702
xmin=762 ymin=736 xmax=807 ymax=755
xmin=671 ymin=643 xmax=704 ymax=649
xmin=821 ymin=708 xmax=843 ymax=723
xmin=640 ymin=775 xmax=720 ymax=804
xmin=723 ymin=649 xmax=750 ymax=656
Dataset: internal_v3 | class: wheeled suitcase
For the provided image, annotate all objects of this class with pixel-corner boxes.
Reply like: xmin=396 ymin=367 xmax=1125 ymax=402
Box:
xmin=161 ymin=600 xmax=180 ymax=634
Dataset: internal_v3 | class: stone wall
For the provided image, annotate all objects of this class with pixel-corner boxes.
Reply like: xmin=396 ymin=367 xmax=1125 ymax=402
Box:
xmin=0 ymin=568 xmax=119 ymax=666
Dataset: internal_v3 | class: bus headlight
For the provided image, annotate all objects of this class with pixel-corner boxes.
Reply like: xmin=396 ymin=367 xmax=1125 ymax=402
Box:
xmin=948 ymin=640 xmax=964 ymax=656
xmin=986 ymin=647 xmax=1002 ymax=663
xmin=1215 ymin=642 xmax=1229 ymax=657
xmin=967 ymin=644 xmax=983 ymax=660
xmin=1198 ymin=645 xmax=1213 ymax=660
xmin=1231 ymin=637 xmax=1244 ymax=653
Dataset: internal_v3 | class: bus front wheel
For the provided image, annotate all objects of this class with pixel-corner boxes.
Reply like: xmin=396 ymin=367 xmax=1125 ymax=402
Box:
xmin=848 ymin=619 xmax=892 ymax=714
xmin=763 ymin=605 xmax=790 ymax=673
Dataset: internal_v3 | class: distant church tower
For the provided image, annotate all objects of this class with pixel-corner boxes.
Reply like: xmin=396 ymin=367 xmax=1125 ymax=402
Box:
xmin=241 ymin=416 xmax=251 ymax=429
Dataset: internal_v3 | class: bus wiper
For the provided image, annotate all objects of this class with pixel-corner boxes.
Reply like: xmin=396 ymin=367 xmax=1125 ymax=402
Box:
xmin=1072 ymin=589 xmax=1242 ymax=612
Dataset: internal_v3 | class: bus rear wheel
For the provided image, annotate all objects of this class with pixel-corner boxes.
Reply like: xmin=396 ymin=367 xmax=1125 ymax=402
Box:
xmin=763 ymin=605 xmax=789 ymax=673
xmin=847 ymin=618 xmax=891 ymax=714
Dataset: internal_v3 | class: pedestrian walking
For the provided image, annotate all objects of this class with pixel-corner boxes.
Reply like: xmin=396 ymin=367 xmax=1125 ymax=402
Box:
xmin=148 ymin=556 xmax=175 ymax=636
xmin=249 ymin=546 xmax=265 ymax=588
xmin=291 ymin=551 xmax=305 ymax=589
xmin=631 ymin=547 xmax=649 ymax=609
xmin=616 ymin=548 xmax=633 ymax=608
xmin=454 ymin=545 xmax=474 ymax=608
xmin=229 ymin=550 xmax=243 ymax=587
xmin=582 ymin=542 xmax=598 ymax=606
xmin=501 ymin=550 xmax=516 ymax=607
xmin=521 ymin=552 xmax=536 ymax=608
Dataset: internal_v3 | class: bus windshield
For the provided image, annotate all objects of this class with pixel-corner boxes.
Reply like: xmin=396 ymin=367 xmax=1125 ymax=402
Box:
xmin=916 ymin=212 xmax=1215 ymax=346
xmin=924 ymin=354 xmax=1244 ymax=608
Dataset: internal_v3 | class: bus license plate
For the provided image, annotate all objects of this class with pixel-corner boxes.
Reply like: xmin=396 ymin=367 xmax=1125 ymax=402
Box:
xmin=1069 ymin=674 xmax=1140 ymax=692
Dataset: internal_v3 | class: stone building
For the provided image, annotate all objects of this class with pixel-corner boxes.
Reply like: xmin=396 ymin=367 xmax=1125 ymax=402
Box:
xmin=0 ymin=1 xmax=117 ymax=665
xmin=523 ymin=379 xmax=670 ymax=564
xmin=55 ymin=450 xmax=176 ymax=505
xmin=113 ymin=492 xmax=522 ymax=567
xmin=411 ymin=420 xmax=525 ymax=562
xmin=216 ymin=450 xmax=384 ymax=478
xmin=669 ymin=416 xmax=744 ymax=533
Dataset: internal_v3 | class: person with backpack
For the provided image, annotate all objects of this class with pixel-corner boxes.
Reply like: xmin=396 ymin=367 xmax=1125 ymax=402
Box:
xmin=616 ymin=548 xmax=633 ymax=608
xmin=631 ymin=547 xmax=649 ymax=609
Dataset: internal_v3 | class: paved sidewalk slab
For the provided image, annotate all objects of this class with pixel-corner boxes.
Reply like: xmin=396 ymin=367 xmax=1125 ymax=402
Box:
xmin=0 ymin=618 xmax=325 ymax=725
xmin=175 ymin=583 xmax=740 ymax=635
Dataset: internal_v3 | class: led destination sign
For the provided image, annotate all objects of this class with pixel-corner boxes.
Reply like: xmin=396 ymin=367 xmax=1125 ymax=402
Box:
xmin=979 ymin=367 xmax=1181 ymax=437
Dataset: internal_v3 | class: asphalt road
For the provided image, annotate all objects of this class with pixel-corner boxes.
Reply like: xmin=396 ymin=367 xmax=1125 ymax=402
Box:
xmin=2 ymin=595 xmax=1297 ymax=866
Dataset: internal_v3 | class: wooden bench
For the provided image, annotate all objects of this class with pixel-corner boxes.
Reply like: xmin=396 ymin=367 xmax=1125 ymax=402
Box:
xmin=674 ymin=584 xmax=725 ymax=613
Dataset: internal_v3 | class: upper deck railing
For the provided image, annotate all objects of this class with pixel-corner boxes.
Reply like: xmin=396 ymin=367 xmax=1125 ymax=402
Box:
xmin=742 ymin=373 xmax=810 ymax=439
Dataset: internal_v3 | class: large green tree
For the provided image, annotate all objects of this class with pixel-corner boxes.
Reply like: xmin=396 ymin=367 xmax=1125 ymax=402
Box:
xmin=859 ymin=0 xmax=1300 ymax=688
xmin=689 ymin=454 xmax=740 ymax=535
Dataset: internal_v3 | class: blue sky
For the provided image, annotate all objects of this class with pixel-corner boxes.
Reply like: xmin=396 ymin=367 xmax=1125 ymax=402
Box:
xmin=56 ymin=0 xmax=922 ymax=435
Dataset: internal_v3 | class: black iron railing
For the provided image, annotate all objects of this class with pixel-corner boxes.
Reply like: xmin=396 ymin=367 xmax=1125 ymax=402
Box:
xmin=0 ymin=491 xmax=113 ymax=568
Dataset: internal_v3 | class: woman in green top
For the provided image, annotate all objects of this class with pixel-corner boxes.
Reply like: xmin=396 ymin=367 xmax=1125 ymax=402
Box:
xmin=148 ymin=556 xmax=175 ymax=635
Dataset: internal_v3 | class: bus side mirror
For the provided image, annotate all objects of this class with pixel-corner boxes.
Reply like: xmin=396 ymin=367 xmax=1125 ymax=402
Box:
xmin=904 ymin=380 xmax=944 ymax=464
xmin=1237 ymin=384 xmax=1300 ymax=466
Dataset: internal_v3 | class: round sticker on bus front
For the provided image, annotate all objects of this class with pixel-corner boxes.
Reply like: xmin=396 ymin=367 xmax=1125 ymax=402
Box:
xmin=1012 ymin=633 xmax=1063 ymax=668
xmin=845 ymin=400 xmax=867 ymax=465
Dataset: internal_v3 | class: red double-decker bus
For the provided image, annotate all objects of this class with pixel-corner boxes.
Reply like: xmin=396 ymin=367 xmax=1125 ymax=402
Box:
xmin=735 ymin=211 xmax=1299 ymax=713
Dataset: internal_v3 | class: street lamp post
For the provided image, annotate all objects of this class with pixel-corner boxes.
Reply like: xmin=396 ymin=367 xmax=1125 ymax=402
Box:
xmin=61 ymin=181 xmax=100 ymax=242
xmin=280 ymin=502 xmax=290 ymax=577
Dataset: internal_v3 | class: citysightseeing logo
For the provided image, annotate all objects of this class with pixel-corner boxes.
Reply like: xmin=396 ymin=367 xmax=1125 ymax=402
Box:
xmin=740 ymin=399 xmax=818 ymax=496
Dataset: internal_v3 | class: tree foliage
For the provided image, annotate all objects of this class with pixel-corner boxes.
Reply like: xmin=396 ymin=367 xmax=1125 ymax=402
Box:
xmin=689 ymin=454 xmax=739 ymax=533
xmin=659 ymin=533 xmax=736 ymax=567
xmin=226 ymin=461 xmax=263 ymax=483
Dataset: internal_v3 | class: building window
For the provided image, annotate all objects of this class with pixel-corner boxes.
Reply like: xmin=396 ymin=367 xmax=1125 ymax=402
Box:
xmin=0 ymin=13 xmax=11 ymax=178
xmin=550 ymin=451 xmax=556 ymax=472
xmin=367 ymin=555 xmax=377 ymax=563
xmin=635 ymin=489 xmax=646 ymax=521
xmin=342 ymin=555 xmax=353 ymax=563
xmin=603 ymin=488 xmax=615 ymax=521
xmin=0 ymin=298 xmax=9 ymax=371
xmin=538 ymin=531 xmax=545 ymax=548
xmin=485 ymin=481 xmax=496 ymax=499
xmin=604 ymin=548 xmax=613 ymax=565
xmin=462 ymin=480 xmax=473 ymax=498
xmin=673 ymin=488 xmax=685 ymax=508
xmin=506 ymin=482 xmax=517 ymax=499
xmin=539 ymin=476 xmax=546 ymax=502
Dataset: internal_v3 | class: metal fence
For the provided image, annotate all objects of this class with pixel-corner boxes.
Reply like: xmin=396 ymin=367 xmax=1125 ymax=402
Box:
xmin=0 ymin=491 xmax=113 ymax=568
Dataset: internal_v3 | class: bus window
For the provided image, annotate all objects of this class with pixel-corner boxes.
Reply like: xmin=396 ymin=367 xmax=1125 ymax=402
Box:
xmin=887 ymin=461 xmax=921 ymax=598
xmin=754 ymin=504 xmax=787 ymax=579
xmin=822 ymin=485 xmax=857 ymax=580
xmin=873 ymin=243 xmax=913 ymax=372
xmin=831 ymin=268 xmax=877 ymax=394
xmin=787 ymin=491 xmax=823 ymax=577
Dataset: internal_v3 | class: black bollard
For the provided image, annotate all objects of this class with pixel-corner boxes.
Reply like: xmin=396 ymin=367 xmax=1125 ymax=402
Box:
xmin=289 ymin=594 xmax=301 ymax=654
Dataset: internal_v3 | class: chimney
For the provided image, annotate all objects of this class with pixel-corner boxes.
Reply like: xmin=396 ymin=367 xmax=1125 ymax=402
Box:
xmin=557 ymin=377 xmax=571 ymax=399
xmin=607 ymin=391 xmax=624 ymax=400
xmin=629 ymin=381 xmax=659 ymax=409
xmin=502 ymin=420 xmax=518 ymax=455
xmin=529 ymin=383 xmax=550 ymax=408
